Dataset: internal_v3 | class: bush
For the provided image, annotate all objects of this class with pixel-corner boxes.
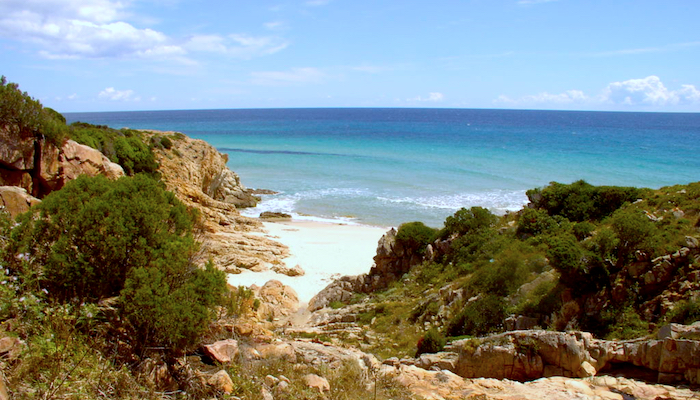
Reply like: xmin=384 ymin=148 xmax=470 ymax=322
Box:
xmin=0 ymin=76 xmax=68 ymax=145
xmin=7 ymin=174 xmax=225 ymax=352
xmin=442 ymin=206 xmax=498 ymax=238
xmin=666 ymin=298 xmax=700 ymax=325
xmin=415 ymin=327 xmax=445 ymax=357
xmin=572 ymin=221 xmax=595 ymax=241
xmin=609 ymin=207 xmax=658 ymax=265
xmin=447 ymin=294 xmax=507 ymax=337
xmin=70 ymin=124 xmax=159 ymax=175
xmin=517 ymin=208 xmax=558 ymax=237
xmin=527 ymin=180 xmax=639 ymax=222
xmin=395 ymin=221 xmax=439 ymax=255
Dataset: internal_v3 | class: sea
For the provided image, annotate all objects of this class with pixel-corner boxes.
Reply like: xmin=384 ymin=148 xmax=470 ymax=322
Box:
xmin=64 ymin=108 xmax=700 ymax=228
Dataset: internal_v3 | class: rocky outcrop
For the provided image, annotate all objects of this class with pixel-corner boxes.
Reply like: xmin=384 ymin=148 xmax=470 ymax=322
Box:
xmin=145 ymin=131 xmax=288 ymax=272
xmin=308 ymin=228 xmax=428 ymax=311
xmin=410 ymin=324 xmax=700 ymax=385
xmin=144 ymin=131 xmax=258 ymax=209
xmin=0 ymin=124 xmax=124 ymax=197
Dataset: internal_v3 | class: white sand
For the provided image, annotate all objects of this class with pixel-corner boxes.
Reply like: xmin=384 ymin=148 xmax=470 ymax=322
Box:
xmin=227 ymin=220 xmax=389 ymax=305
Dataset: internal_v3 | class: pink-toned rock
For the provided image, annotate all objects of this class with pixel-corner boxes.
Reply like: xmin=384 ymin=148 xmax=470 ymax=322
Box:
xmin=208 ymin=370 xmax=234 ymax=394
xmin=203 ymin=339 xmax=239 ymax=364
xmin=56 ymin=140 xmax=124 ymax=184
xmin=303 ymin=373 xmax=330 ymax=393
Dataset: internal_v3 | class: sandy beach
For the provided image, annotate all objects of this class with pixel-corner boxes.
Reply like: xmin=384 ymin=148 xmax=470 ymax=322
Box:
xmin=227 ymin=220 xmax=389 ymax=305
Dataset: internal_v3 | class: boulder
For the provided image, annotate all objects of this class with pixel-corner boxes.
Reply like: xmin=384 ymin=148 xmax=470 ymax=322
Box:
xmin=203 ymin=339 xmax=239 ymax=364
xmin=303 ymin=374 xmax=330 ymax=393
xmin=256 ymin=280 xmax=299 ymax=319
xmin=208 ymin=370 xmax=234 ymax=394
xmin=0 ymin=186 xmax=40 ymax=217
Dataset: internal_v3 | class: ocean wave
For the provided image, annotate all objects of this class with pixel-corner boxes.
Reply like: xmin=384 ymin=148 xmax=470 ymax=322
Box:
xmin=377 ymin=190 xmax=529 ymax=214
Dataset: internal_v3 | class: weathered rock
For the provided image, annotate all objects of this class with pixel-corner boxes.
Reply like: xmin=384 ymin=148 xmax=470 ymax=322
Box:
xmin=0 ymin=186 xmax=40 ymax=217
xmin=203 ymin=339 xmax=239 ymax=364
xmin=0 ymin=124 xmax=35 ymax=170
xmin=439 ymin=327 xmax=700 ymax=385
xmin=255 ymin=342 xmax=296 ymax=361
xmin=260 ymin=211 xmax=292 ymax=221
xmin=303 ymin=373 xmax=330 ymax=393
xmin=255 ymin=280 xmax=300 ymax=319
xmin=208 ymin=370 xmax=234 ymax=394
xmin=271 ymin=263 xmax=305 ymax=277
xmin=146 ymin=131 xmax=289 ymax=271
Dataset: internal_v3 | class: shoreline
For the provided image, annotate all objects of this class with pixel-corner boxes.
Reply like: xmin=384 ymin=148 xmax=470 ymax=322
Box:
xmin=226 ymin=219 xmax=389 ymax=305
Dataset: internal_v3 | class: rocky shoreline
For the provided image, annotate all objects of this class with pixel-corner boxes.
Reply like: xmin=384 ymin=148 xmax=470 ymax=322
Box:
xmin=1 ymin=123 xmax=699 ymax=399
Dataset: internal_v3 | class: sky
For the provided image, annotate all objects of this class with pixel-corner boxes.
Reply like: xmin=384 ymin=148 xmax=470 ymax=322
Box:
xmin=1 ymin=0 xmax=699 ymax=113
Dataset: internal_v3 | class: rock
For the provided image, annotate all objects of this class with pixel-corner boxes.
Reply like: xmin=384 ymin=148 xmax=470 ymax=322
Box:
xmin=256 ymin=342 xmax=296 ymax=361
xmin=146 ymin=131 xmax=289 ymax=271
xmin=261 ymin=386 xmax=274 ymax=400
xmin=265 ymin=375 xmax=280 ymax=387
xmin=272 ymin=263 xmax=305 ymax=277
xmin=275 ymin=380 xmax=290 ymax=395
xmin=303 ymin=374 xmax=330 ymax=393
xmin=0 ymin=335 xmax=23 ymax=360
xmin=260 ymin=211 xmax=292 ymax=221
xmin=256 ymin=280 xmax=300 ymax=319
xmin=208 ymin=370 xmax=234 ymax=394
xmin=0 ymin=186 xmax=40 ymax=217
xmin=203 ymin=339 xmax=239 ymax=364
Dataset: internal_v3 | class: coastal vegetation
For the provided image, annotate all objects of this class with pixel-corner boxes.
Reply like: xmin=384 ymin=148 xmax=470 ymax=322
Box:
xmin=346 ymin=180 xmax=700 ymax=358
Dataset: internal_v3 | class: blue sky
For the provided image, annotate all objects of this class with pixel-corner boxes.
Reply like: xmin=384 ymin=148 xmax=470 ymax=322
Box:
xmin=1 ymin=0 xmax=699 ymax=113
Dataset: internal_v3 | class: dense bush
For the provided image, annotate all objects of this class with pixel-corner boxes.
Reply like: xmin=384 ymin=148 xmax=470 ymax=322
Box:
xmin=415 ymin=327 xmax=445 ymax=357
xmin=442 ymin=206 xmax=498 ymax=238
xmin=447 ymin=294 xmax=507 ymax=337
xmin=395 ymin=221 xmax=439 ymax=255
xmin=0 ymin=76 xmax=68 ymax=145
xmin=527 ymin=180 xmax=640 ymax=222
xmin=70 ymin=123 xmax=159 ymax=175
xmin=7 ymin=174 xmax=225 ymax=352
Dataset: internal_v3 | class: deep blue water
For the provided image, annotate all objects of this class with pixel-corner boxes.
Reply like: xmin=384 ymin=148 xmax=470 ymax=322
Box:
xmin=64 ymin=108 xmax=700 ymax=227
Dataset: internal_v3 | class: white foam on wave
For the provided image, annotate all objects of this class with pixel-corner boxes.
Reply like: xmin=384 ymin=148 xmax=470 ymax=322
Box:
xmin=377 ymin=189 xmax=529 ymax=215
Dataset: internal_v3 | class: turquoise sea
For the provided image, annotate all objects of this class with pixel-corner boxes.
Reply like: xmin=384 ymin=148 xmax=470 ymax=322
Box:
xmin=64 ymin=108 xmax=700 ymax=228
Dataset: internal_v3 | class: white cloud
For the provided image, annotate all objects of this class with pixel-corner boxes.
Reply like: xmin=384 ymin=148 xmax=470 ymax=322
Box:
xmin=0 ymin=0 xmax=288 ymax=62
xmin=495 ymin=76 xmax=700 ymax=109
xmin=263 ymin=21 xmax=286 ymax=31
xmin=601 ymin=75 xmax=700 ymax=106
xmin=184 ymin=34 xmax=288 ymax=59
xmin=0 ymin=0 xmax=186 ymax=60
xmin=98 ymin=87 xmax=140 ymax=101
xmin=250 ymin=67 xmax=325 ymax=86
xmin=408 ymin=92 xmax=445 ymax=102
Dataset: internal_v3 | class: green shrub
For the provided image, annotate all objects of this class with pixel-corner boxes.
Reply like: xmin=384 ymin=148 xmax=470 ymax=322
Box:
xmin=517 ymin=208 xmax=558 ymax=237
xmin=527 ymin=180 xmax=639 ymax=222
xmin=609 ymin=207 xmax=658 ymax=265
xmin=666 ymin=298 xmax=700 ymax=325
xmin=415 ymin=327 xmax=445 ymax=357
xmin=0 ymin=76 xmax=68 ymax=145
xmin=69 ymin=124 xmax=158 ymax=175
xmin=572 ymin=221 xmax=595 ymax=241
xmin=7 ymin=174 xmax=226 ymax=352
xmin=447 ymin=294 xmax=507 ymax=337
xmin=10 ymin=174 xmax=196 ymax=302
xmin=395 ymin=221 xmax=439 ymax=255
xmin=442 ymin=206 xmax=498 ymax=238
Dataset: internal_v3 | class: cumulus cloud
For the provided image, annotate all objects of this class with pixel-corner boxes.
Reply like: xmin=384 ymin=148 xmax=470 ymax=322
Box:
xmin=495 ymin=76 xmax=700 ymax=109
xmin=250 ymin=67 xmax=325 ymax=86
xmin=0 ymin=0 xmax=288 ymax=62
xmin=601 ymin=75 xmax=700 ymax=106
xmin=98 ymin=87 xmax=140 ymax=101
xmin=408 ymin=92 xmax=445 ymax=102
